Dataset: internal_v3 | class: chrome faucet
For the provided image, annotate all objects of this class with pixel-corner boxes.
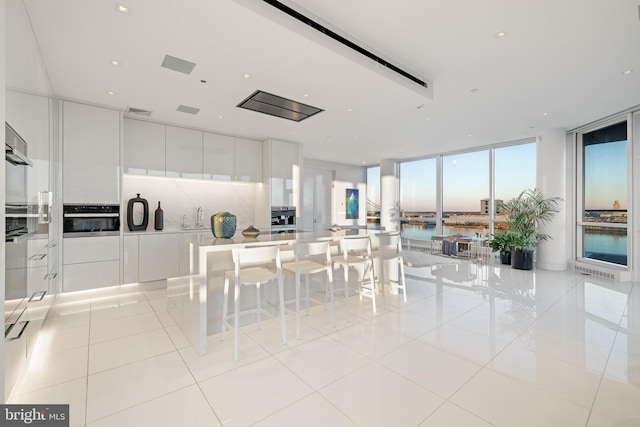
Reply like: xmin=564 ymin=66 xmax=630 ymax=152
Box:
xmin=196 ymin=207 xmax=204 ymax=228
xmin=182 ymin=214 xmax=189 ymax=229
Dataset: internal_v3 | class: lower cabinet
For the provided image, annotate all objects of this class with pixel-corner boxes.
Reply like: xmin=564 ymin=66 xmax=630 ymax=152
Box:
xmin=124 ymin=233 xmax=184 ymax=284
xmin=63 ymin=236 xmax=120 ymax=292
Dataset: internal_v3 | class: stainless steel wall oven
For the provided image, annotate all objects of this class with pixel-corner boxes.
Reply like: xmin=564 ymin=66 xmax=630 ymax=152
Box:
xmin=63 ymin=204 xmax=120 ymax=237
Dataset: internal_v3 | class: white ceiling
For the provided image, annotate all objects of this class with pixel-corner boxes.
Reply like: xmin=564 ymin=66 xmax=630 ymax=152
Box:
xmin=17 ymin=0 xmax=640 ymax=165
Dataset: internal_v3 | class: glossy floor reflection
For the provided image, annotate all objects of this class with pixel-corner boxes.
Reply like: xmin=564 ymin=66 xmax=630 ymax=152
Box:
xmin=8 ymin=259 xmax=640 ymax=426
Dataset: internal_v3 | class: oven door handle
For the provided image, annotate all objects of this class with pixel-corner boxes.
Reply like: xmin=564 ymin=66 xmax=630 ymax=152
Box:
xmin=63 ymin=213 xmax=120 ymax=218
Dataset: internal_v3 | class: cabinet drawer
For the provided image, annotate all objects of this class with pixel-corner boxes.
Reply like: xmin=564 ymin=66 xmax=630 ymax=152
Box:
xmin=63 ymin=260 xmax=120 ymax=292
xmin=63 ymin=236 xmax=120 ymax=264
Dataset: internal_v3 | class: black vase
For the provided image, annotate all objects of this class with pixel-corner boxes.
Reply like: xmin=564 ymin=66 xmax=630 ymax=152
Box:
xmin=154 ymin=201 xmax=164 ymax=231
xmin=127 ymin=193 xmax=149 ymax=231
xmin=511 ymin=250 xmax=534 ymax=270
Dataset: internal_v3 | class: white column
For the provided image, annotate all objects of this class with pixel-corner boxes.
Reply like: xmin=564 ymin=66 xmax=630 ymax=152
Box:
xmin=536 ymin=128 xmax=567 ymax=270
xmin=379 ymin=159 xmax=398 ymax=232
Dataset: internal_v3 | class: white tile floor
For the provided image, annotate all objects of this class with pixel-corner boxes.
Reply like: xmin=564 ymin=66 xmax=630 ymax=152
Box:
xmin=7 ymin=259 xmax=640 ymax=427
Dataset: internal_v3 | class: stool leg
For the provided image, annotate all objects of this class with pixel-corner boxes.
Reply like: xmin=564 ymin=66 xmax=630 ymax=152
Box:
xmin=222 ymin=276 xmax=229 ymax=339
xmin=379 ymin=257 xmax=386 ymax=310
xmin=278 ymin=272 xmax=287 ymax=345
xmin=256 ymin=283 xmax=261 ymax=329
xmin=295 ymin=269 xmax=301 ymax=340
xmin=399 ymin=258 xmax=407 ymax=303
xmin=305 ymin=273 xmax=310 ymax=315
xmin=327 ymin=268 xmax=335 ymax=327
xmin=368 ymin=260 xmax=376 ymax=313
xmin=234 ymin=281 xmax=240 ymax=362
xmin=344 ymin=264 xmax=350 ymax=322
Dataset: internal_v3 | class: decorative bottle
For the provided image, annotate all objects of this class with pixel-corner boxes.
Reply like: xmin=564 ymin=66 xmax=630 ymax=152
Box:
xmin=154 ymin=201 xmax=164 ymax=231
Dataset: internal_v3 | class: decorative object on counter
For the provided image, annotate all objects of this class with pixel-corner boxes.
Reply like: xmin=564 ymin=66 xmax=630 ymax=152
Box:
xmin=212 ymin=211 xmax=236 ymax=238
xmin=241 ymin=224 xmax=260 ymax=238
xmin=127 ymin=193 xmax=149 ymax=231
xmin=154 ymin=201 xmax=164 ymax=231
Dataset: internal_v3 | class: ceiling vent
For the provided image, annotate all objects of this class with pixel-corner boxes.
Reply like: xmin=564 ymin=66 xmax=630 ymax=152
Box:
xmin=161 ymin=54 xmax=196 ymax=75
xmin=125 ymin=106 xmax=152 ymax=117
xmin=261 ymin=0 xmax=427 ymax=90
xmin=176 ymin=105 xmax=200 ymax=115
xmin=237 ymin=90 xmax=323 ymax=122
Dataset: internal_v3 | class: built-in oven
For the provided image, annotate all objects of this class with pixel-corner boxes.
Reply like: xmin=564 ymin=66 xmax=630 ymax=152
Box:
xmin=63 ymin=204 xmax=120 ymax=237
xmin=271 ymin=206 xmax=296 ymax=231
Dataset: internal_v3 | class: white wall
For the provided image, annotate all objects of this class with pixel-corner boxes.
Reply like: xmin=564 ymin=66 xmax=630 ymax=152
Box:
xmin=304 ymin=158 xmax=366 ymax=227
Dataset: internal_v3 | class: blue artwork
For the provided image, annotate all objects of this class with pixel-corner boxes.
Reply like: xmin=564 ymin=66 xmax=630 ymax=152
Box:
xmin=346 ymin=188 xmax=359 ymax=219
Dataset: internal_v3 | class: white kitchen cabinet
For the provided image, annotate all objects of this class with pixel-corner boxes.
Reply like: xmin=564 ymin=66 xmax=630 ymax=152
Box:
xmin=269 ymin=140 xmax=298 ymax=207
xmin=63 ymin=101 xmax=120 ymax=203
xmin=166 ymin=125 xmax=203 ymax=179
xmin=203 ymin=132 xmax=234 ymax=181
xmin=138 ymin=234 xmax=182 ymax=282
xmin=123 ymin=235 xmax=139 ymax=284
xmin=123 ymin=118 xmax=166 ymax=176
xmin=235 ymin=137 xmax=262 ymax=182
xmin=6 ymin=90 xmax=50 ymax=203
xmin=63 ymin=236 xmax=120 ymax=292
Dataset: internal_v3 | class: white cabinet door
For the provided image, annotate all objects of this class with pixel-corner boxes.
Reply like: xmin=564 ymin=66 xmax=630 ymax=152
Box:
xmin=63 ymin=101 xmax=120 ymax=203
xmin=166 ymin=125 xmax=203 ymax=179
xmin=63 ymin=260 xmax=120 ymax=292
xmin=123 ymin=235 xmax=139 ymax=284
xmin=63 ymin=236 xmax=120 ymax=264
xmin=6 ymin=90 xmax=50 ymax=203
xmin=269 ymin=140 xmax=297 ymax=207
xmin=203 ymin=132 xmax=234 ymax=181
xmin=235 ymin=137 xmax=262 ymax=182
xmin=123 ymin=118 xmax=166 ymax=176
xmin=138 ymin=234 xmax=181 ymax=282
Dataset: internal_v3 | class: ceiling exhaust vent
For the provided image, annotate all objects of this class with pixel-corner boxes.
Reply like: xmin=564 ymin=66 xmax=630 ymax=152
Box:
xmin=125 ymin=106 xmax=152 ymax=117
xmin=237 ymin=90 xmax=323 ymax=122
xmin=176 ymin=105 xmax=200 ymax=115
xmin=161 ymin=54 xmax=196 ymax=75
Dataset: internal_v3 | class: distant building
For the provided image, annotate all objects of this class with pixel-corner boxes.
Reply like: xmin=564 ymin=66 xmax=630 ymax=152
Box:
xmin=481 ymin=198 xmax=504 ymax=215
xmin=613 ymin=200 xmax=621 ymax=210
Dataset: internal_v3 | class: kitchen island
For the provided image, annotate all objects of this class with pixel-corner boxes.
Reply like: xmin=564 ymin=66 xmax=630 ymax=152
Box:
xmin=167 ymin=229 xmax=375 ymax=356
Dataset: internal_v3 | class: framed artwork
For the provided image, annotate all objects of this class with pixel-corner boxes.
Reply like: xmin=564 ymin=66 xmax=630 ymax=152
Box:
xmin=345 ymin=188 xmax=359 ymax=219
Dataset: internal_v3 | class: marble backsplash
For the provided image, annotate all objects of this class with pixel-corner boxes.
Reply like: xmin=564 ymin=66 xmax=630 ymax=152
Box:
xmin=122 ymin=175 xmax=266 ymax=233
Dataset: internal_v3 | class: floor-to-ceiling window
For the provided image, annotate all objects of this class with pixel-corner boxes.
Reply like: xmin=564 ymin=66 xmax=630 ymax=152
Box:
xmin=578 ymin=121 xmax=628 ymax=266
xmin=397 ymin=141 xmax=535 ymax=241
xmin=366 ymin=166 xmax=380 ymax=229
xmin=494 ymin=143 xmax=537 ymax=234
xmin=442 ymin=150 xmax=490 ymax=236
xmin=399 ymin=158 xmax=437 ymax=239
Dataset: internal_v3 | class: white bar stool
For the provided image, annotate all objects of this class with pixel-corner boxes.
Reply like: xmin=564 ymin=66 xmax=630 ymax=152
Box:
xmin=221 ymin=245 xmax=286 ymax=361
xmin=282 ymin=239 xmax=335 ymax=339
xmin=333 ymin=236 xmax=376 ymax=320
xmin=372 ymin=232 xmax=407 ymax=303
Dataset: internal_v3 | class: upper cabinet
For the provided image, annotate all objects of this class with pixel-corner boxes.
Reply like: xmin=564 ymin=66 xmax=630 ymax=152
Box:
xmin=265 ymin=139 xmax=300 ymax=207
xmin=123 ymin=118 xmax=165 ymax=176
xmin=123 ymin=120 xmax=262 ymax=183
xmin=62 ymin=101 xmax=120 ymax=204
xmin=203 ymin=132 xmax=234 ymax=181
xmin=166 ymin=125 xmax=203 ymax=179
xmin=235 ymin=138 xmax=262 ymax=183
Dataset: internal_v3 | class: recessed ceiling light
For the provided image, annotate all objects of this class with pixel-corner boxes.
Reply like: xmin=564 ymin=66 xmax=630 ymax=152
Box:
xmin=303 ymin=94 xmax=309 ymax=98
xmin=361 ymin=161 xmax=367 ymax=164
xmin=217 ymin=115 xmax=223 ymax=119
xmin=243 ymin=73 xmax=251 ymax=79
xmin=111 ymin=60 xmax=120 ymax=66
xmin=347 ymin=108 xmax=353 ymax=112
xmin=622 ymin=69 xmax=633 ymax=75
xmin=107 ymin=91 xmax=116 ymax=96
xmin=542 ymin=112 xmax=549 ymax=116
xmin=116 ymin=3 xmax=131 ymax=15
xmin=468 ymin=134 xmax=473 ymax=137
xmin=426 ymin=117 xmax=431 ymax=120
xmin=495 ymin=31 xmax=506 ymax=38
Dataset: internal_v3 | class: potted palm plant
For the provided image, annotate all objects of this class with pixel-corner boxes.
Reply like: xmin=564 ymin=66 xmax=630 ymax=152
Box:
xmin=500 ymin=188 xmax=561 ymax=270
xmin=488 ymin=232 xmax=516 ymax=265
